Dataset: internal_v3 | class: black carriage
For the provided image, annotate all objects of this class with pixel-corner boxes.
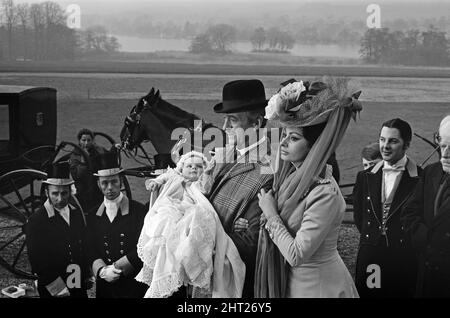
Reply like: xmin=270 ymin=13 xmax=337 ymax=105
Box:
xmin=0 ymin=85 xmax=131 ymax=280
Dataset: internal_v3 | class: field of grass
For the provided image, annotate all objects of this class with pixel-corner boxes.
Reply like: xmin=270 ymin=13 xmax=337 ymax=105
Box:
xmin=0 ymin=66 xmax=448 ymax=297
xmin=2 ymin=60 xmax=450 ymax=78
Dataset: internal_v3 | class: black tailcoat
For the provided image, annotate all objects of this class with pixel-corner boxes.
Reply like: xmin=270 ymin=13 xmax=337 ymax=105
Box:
xmin=26 ymin=200 xmax=89 ymax=298
xmin=353 ymin=159 xmax=421 ymax=297
xmin=402 ymin=162 xmax=450 ymax=297
xmin=87 ymin=196 xmax=148 ymax=298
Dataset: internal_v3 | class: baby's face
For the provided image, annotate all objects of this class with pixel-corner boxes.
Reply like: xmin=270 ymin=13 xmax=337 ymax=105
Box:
xmin=181 ymin=156 xmax=204 ymax=181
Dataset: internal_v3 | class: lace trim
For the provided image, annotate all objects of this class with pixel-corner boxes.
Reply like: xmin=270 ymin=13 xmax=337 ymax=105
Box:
xmin=135 ymin=207 xmax=216 ymax=298
xmin=265 ymin=215 xmax=284 ymax=239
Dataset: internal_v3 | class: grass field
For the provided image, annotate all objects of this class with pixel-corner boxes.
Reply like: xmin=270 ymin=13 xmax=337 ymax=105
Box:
xmin=2 ymin=60 xmax=450 ymax=78
xmin=0 ymin=66 xmax=448 ymax=297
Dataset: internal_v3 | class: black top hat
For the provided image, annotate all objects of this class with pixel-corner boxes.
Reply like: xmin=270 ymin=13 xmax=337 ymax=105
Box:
xmin=93 ymin=151 xmax=123 ymax=177
xmin=213 ymin=79 xmax=268 ymax=114
xmin=43 ymin=162 xmax=74 ymax=186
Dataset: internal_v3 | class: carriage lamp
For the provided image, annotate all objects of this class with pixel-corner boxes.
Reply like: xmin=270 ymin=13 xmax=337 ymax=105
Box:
xmin=36 ymin=112 xmax=44 ymax=126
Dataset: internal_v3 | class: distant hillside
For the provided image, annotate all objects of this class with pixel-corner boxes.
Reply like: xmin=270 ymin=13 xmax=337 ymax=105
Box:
xmin=70 ymin=0 xmax=450 ymax=45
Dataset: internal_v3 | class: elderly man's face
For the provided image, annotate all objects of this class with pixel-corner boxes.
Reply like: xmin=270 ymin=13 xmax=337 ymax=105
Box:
xmin=46 ymin=185 xmax=71 ymax=210
xmin=223 ymin=112 xmax=260 ymax=149
xmin=439 ymin=121 xmax=450 ymax=173
xmin=98 ymin=175 xmax=122 ymax=200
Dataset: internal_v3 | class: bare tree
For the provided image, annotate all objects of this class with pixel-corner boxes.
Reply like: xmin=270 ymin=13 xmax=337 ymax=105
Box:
xmin=250 ymin=27 xmax=266 ymax=51
xmin=80 ymin=26 xmax=121 ymax=55
xmin=2 ymin=0 xmax=18 ymax=60
xmin=30 ymin=3 xmax=45 ymax=60
xmin=16 ymin=3 xmax=29 ymax=59
xmin=42 ymin=1 xmax=65 ymax=59
xmin=206 ymin=24 xmax=236 ymax=53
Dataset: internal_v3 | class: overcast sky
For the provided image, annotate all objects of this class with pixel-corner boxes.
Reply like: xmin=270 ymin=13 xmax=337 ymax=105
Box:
xmin=12 ymin=0 xmax=450 ymax=22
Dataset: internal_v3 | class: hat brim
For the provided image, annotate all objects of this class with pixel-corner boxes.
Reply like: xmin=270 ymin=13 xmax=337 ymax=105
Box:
xmin=43 ymin=178 xmax=74 ymax=186
xmin=93 ymin=168 xmax=124 ymax=177
xmin=213 ymin=100 xmax=268 ymax=114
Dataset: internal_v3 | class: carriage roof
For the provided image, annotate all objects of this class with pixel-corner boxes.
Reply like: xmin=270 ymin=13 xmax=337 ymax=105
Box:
xmin=0 ymin=85 xmax=57 ymax=167
xmin=0 ymin=85 xmax=56 ymax=98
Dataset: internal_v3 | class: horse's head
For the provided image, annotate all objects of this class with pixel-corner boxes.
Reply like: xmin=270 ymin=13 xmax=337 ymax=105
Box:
xmin=120 ymin=88 xmax=161 ymax=150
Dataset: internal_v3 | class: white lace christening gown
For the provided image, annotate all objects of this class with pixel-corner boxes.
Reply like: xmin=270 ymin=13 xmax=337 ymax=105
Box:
xmin=135 ymin=172 xmax=218 ymax=297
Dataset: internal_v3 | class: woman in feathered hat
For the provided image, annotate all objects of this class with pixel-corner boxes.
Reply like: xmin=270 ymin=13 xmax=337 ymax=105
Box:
xmin=254 ymin=77 xmax=361 ymax=298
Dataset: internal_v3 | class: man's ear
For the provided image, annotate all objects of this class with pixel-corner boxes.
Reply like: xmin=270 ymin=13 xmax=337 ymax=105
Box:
xmin=255 ymin=116 xmax=264 ymax=129
xmin=44 ymin=187 xmax=49 ymax=198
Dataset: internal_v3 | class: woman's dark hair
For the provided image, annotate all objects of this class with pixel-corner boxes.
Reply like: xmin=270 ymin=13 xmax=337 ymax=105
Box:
xmin=380 ymin=118 xmax=412 ymax=146
xmin=77 ymin=128 xmax=94 ymax=141
xmin=303 ymin=122 xmax=327 ymax=147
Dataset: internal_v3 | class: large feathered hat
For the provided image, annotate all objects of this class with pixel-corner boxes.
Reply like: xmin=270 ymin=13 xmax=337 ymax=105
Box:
xmin=265 ymin=77 xmax=362 ymax=127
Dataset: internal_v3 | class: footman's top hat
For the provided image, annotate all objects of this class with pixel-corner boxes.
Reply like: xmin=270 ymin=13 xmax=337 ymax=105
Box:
xmin=43 ymin=162 xmax=74 ymax=186
xmin=93 ymin=151 xmax=123 ymax=177
xmin=213 ymin=79 xmax=268 ymax=113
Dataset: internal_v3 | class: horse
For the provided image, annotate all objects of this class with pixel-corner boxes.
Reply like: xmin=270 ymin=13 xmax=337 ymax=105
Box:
xmin=119 ymin=88 xmax=225 ymax=168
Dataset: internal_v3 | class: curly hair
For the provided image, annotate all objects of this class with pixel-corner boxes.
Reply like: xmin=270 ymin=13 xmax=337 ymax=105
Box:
xmin=77 ymin=128 xmax=94 ymax=141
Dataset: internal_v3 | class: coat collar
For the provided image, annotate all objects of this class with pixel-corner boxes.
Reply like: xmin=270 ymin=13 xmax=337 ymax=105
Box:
xmin=432 ymin=166 xmax=450 ymax=222
xmin=43 ymin=199 xmax=76 ymax=218
xmin=370 ymin=156 xmax=418 ymax=177
xmin=367 ymin=157 xmax=420 ymax=220
xmin=96 ymin=194 xmax=129 ymax=217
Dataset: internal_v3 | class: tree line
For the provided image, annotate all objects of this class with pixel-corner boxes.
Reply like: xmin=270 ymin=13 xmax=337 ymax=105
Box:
xmin=189 ymin=24 xmax=295 ymax=54
xmin=0 ymin=0 xmax=120 ymax=61
xmin=359 ymin=26 xmax=450 ymax=66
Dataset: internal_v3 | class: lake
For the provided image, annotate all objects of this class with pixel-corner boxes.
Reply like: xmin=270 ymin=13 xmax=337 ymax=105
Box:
xmin=114 ymin=35 xmax=361 ymax=58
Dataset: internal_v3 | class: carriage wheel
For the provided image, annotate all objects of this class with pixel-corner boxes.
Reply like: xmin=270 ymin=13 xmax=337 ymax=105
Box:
xmin=20 ymin=142 xmax=92 ymax=175
xmin=93 ymin=131 xmax=116 ymax=148
xmin=21 ymin=145 xmax=56 ymax=171
xmin=0 ymin=169 xmax=47 ymax=279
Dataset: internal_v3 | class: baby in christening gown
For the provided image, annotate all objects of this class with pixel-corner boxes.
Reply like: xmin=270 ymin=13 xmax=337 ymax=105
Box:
xmin=135 ymin=151 xmax=245 ymax=298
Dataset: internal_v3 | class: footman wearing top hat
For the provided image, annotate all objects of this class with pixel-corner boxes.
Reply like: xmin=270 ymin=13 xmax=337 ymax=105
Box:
xmin=87 ymin=151 xmax=147 ymax=298
xmin=26 ymin=162 xmax=90 ymax=298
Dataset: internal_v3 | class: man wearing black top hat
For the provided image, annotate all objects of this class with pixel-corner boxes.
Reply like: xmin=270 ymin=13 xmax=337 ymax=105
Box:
xmin=87 ymin=151 xmax=147 ymax=298
xmin=26 ymin=162 xmax=90 ymax=298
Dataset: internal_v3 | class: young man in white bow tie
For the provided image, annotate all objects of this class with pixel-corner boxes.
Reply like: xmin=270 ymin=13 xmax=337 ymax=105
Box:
xmin=26 ymin=162 xmax=90 ymax=298
xmin=353 ymin=118 xmax=421 ymax=298
xmin=87 ymin=151 xmax=147 ymax=298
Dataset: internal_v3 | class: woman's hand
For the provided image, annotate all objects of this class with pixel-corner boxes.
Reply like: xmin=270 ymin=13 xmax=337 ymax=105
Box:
xmin=233 ymin=218 xmax=249 ymax=232
xmin=145 ymin=179 xmax=160 ymax=192
xmin=257 ymin=189 xmax=278 ymax=219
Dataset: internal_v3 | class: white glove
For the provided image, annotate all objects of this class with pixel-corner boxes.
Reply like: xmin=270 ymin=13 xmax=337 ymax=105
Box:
xmin=99 ymin=265 xmax=122 ymax=283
